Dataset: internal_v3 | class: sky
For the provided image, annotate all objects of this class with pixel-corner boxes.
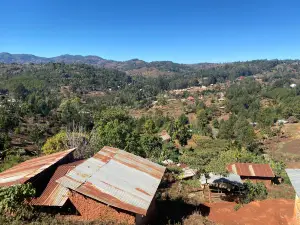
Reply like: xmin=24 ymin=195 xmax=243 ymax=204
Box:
xmin=1 ymin=0 xmax=300 ymax=63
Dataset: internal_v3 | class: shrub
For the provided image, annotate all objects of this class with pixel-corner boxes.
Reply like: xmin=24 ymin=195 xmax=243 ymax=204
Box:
xmin=183 ymin=211 xmax=213 ymax=225
xmin=167 ymin=166 xmax=183 ymax=175
xmin=0 ymin=183 xmax=36 ymax=220
xmin=241 ymin=181 xmax=268 ymax=204
xmin=42 ymin=131 xmax=67 ymax=154
xmin=234 ymin=204 xmax=243 ymax=211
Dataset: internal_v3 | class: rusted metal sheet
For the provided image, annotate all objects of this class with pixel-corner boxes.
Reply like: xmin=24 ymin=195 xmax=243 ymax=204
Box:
xmin=57 ymin=146 xmax=166 ymax=215
xmin=31 ymin=160 xmax=84 ymax=206
xmin=0 ymin=148 xmax=76 ymax=187
xmin=227 ymin=163 xmax=274 ymax=178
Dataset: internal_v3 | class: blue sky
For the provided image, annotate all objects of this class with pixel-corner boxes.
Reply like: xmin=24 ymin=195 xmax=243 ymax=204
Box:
xmin=1 ymin=0 xmax=300 ymax=63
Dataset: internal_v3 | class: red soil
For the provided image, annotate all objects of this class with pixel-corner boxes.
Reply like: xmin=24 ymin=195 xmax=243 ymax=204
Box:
xmin=207 ymin=199 xmax=295 ymax=225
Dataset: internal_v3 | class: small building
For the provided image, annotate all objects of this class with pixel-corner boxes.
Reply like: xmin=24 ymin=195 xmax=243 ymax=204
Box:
xmin=160 ymin=130 xmax=171 ymax=142
xmin=0 ymin=147 xmax=165 ymax=225
xmin=227 ymin=163 xmax=274 ymax=185
xmin=285 ymin=169 xmax=300 ymax=224
xmin=57 ymin=146 xmax=166 ymax=224
xmin=290 ymin=84 xmax=297 ymax=88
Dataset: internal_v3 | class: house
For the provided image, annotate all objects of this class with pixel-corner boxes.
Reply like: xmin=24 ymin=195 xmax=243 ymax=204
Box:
xmin=57 ymin=146 xmax=166 ymax=224
xmin=285 ymin=169 xmax=300 ymax=224
xmin=0 ymin=147 xmax=165 ymax=225
xmin=160 ymin=130 xmax=171 ymax=142
xmin=227 ymin=163 xmax=274 ymax=185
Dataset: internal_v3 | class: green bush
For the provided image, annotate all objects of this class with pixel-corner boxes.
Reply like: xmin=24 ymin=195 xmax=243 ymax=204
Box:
xmin=167 ymin=166 xmax=183 ymax=175
xmin=242 ymin=181 xmax=268 ymax=204
xmin=234 ymin=204 xmax=243 ymax=211
xmin=41 ymin=131 xmax=67 ymax=154
xmin=0 ymin=183 xmax=36 ymax=220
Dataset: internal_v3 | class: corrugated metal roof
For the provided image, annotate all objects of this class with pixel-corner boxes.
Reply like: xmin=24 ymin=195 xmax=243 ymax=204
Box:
xmin=57 ymin=146 xmax=166 ymax=215
xmin=286 ymin=169 xmax=300 ymax=196
xmin=227 ymin=163 xmax=274 ymax=178
xmin=31 ymin=160 xmax=84 ymax=206
xmin=0 ymin=148 xmax=76 ymax=187
xmin=200 ymin=173 xmax=243 ymax=185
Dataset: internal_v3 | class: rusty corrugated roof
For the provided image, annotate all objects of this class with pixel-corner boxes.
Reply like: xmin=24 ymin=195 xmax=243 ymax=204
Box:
xmin=227 ymin=163 xmax=274 ymax=178
xmin=0 ymin=148 xmax=76 ymax=187
xmin=57 ymin=146 xmax=166 ymax=215
xmin=31 ymin=160 xmax=84 ymax=207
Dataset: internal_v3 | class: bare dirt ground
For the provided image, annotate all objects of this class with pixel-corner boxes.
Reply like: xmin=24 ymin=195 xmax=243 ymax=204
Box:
xmin=130 ymin=100 xmax=185 ymax=118
xmin=266 ymin=123 xmax=300 ymax=168
xmin=207 ymin=199 xmax=295 ymax=225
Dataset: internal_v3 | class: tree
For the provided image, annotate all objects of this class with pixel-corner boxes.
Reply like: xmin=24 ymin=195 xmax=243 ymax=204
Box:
xmin=168 ymin=118 xmax=192 ymax=146
xmin=178 ymin=114 xmax=189 ymax=126
xmin=233 ymin=117 xmax=256 ymax=146
xmin=206 ymin=147 xmax=263 ymax=175
xmin=143 ymin=119 xmax=157 ymax=134
xmin=92 ymin=120 xmax=133 ymax=150
xmin=242 ymin=181 xmax=267 ymax=204
xmin=0 ymin=133 xmax=10 ymax=156
xmin=197 ymin=109 xmax=212 ymax=136
xmin=179 ymin=139 xmax=229 ymax=173
xmin=140 ymin=134 xmax=162 ymax=159
xmin=12 ymin=83 xmax=28 ymax=100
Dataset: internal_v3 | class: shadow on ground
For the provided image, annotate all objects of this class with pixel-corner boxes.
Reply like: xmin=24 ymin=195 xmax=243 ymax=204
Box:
xmin=156 ymin=198 xmax=210 ymax=224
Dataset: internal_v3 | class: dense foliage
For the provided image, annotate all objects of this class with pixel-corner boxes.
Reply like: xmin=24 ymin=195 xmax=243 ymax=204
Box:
xmin=0 ymin=59 xmax=299 ymax=222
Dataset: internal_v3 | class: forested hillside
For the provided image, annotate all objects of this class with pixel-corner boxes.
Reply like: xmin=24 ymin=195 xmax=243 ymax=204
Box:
xmin=1 ymin=59 xmax=300 ymax=224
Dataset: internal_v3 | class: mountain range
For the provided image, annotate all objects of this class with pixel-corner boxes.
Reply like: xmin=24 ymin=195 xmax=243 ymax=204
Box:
xmin=0 ymin=52 xmax=218 ymax=76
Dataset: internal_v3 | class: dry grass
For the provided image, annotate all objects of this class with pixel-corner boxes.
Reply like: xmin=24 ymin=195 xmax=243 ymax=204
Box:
xmin=183 ymin=212 xmax=215 ymax=225
xmin=268 ymin=184 xmax=295 ymax=200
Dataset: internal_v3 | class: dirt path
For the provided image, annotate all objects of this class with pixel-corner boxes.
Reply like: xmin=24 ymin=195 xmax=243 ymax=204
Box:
xmin=207 ymin=199 xmax=295 ymax=225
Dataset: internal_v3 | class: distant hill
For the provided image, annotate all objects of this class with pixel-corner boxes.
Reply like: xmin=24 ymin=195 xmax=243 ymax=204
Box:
xmin=0 ymin=52 xmax=218 ymax=76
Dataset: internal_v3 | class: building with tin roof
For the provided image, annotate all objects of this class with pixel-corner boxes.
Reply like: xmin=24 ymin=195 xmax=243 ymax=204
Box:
xmin=227 ymin=163 xmax=274 ymax=185
xmin=0 ymin=147 xmax=166 ymax=224
xmin=57 ymin=146 xmax=166 ymax=224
